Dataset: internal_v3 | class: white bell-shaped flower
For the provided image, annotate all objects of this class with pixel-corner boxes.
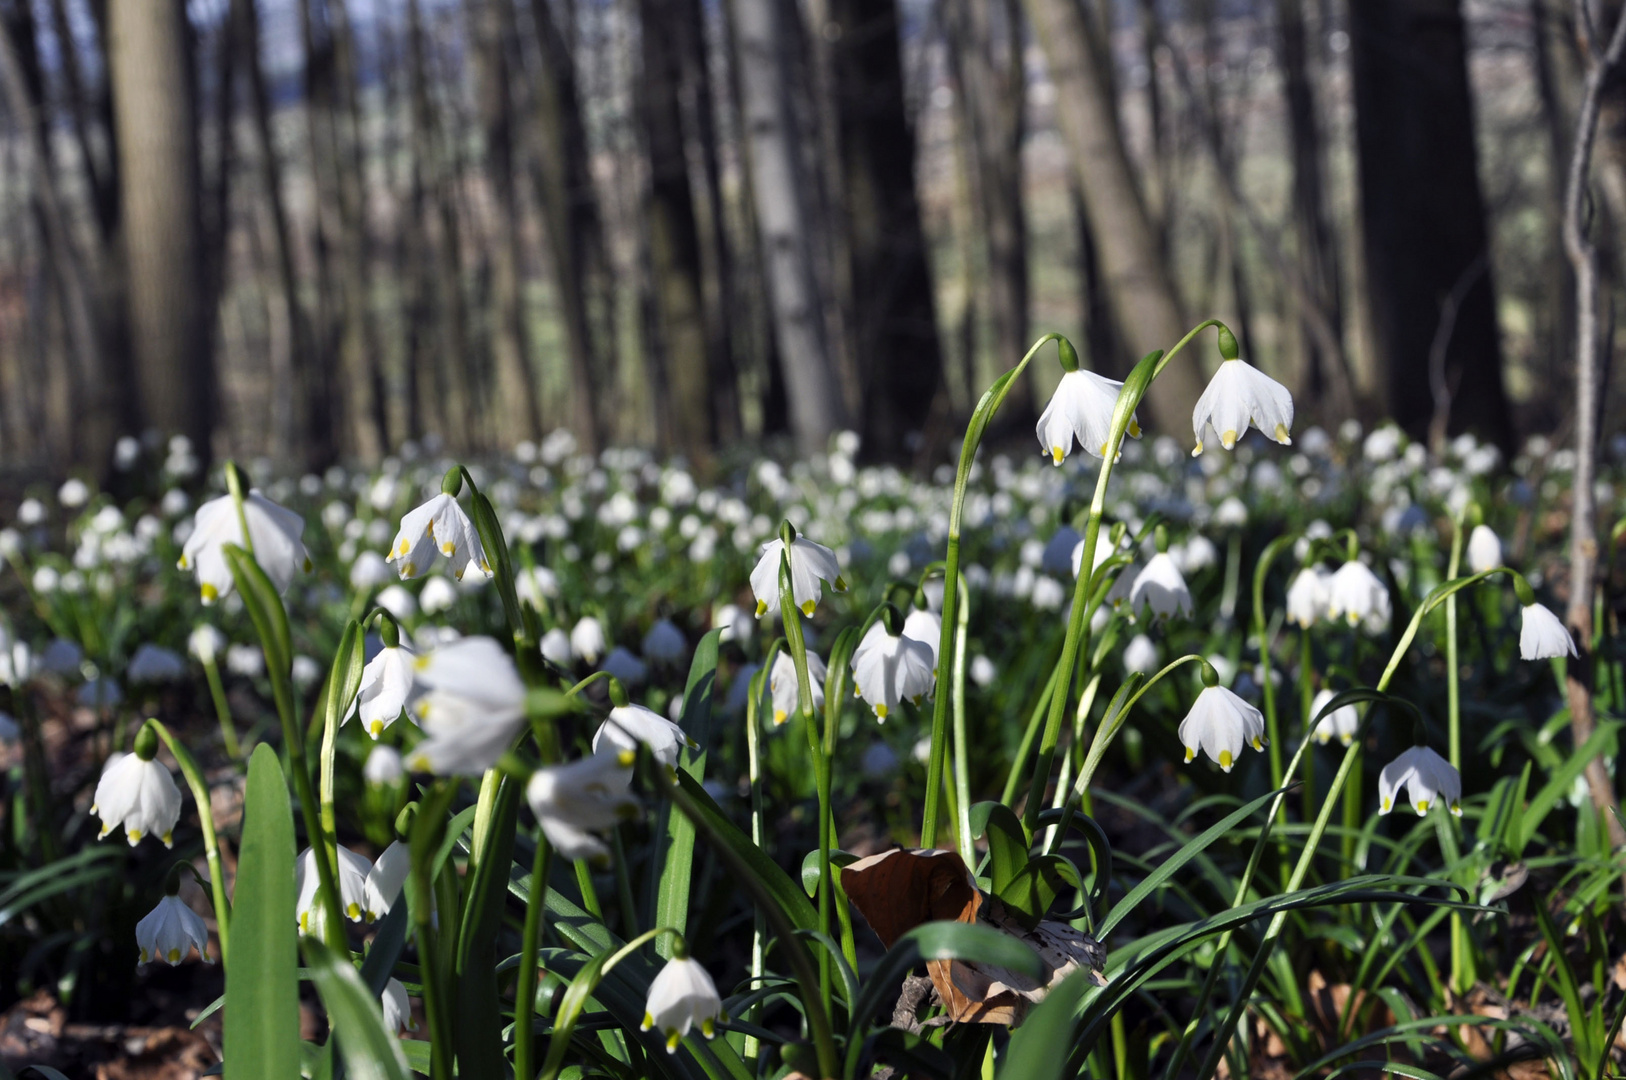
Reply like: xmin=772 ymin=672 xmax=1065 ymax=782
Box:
xmin=1123 ymin=634 xmax=1159 ymax=675
xmin=1285 ymin=567 xmax=1330 ymax=628
xmin=571 ymin=617 xmax=607 ymax=664
xmin=1178 ymin=686 xmax=1267 ymax=772
xmin=382 ymin=978 xmax=417 ymax=1033
xmin=525 ymin=751 xmax=638 ymax=863
xmin=515 ymin=565 xmax=559 ymax=610
xmin=642 ymin=619 xmax=688 ymax=665
xmin=404 ymin=636 xmax=527 ymax=775
xmin=850 ymin=622 xmax=934 ymax=721
xmin=593 ymin=704 xmax=695 ymax=769
xmin=1310 ymin=688 xmax=1359 ymax=745
xmin=178 ymin=490 xmax=311 ymax=605
xmin=601 ymin=647 xmax=649 ymax=687
xmin=1520 ymin=603 xmax=1577 ymax=660
xmin=128 ymin=644 xmax=187 ymax=684
xmin=1128 ymin=553 xmax=1192 ymax=620
xmin=93 ymin=752 xmax=182 ymax=847
xmin=1466 ymin=525 xmax=1502 ymax=574
xmin=901 ymin=608 xmax=943 ymax=670
xmin=1325 ymin=561 xmax=1391 ymax=631
xmin=749 ymin=535 xmax=846 ymax=618
xmin=1037 ymin=369 xmax=1139 ymax=465
xmin=347 ymin=644 xmax=416 ymax=738
xmin=364 ymin=745 xmax=403 ymax=786
xmin=387 ymin=493 xmax=491 ymax=582
xmin=1378 ymin=745 xmax=1461 ymax=816
xmin=136 ymin=895 xmax=212 ymax=965
xmin=419 ymin=575 xmax=458 ymax=614
xmin=642 ymin=955 xmax=724 ymax=1053
xmin=295 ymin=844 xmax=374 ymax=933
xmin=768 ymin=651 xmax=827 ymax=725
xmin=188 ymin=624 xmax=226 ymax=665
xmin=349 ymin=550 xmax=394 ymax=591
xmin=1191 ymin=359 xmax=1294 ymax=456
xmin=540 ymin=627 xmax=574 ymax=667
xmin=364 ymin=840 xmax=410 ymax=921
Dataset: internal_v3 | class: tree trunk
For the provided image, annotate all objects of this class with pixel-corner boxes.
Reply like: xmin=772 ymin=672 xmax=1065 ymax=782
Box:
xmin=1348 ymin=0 xmax=1513 ymax=451
xmin=729 ymin=0 xmax=846 ymax=454
xmin=107 ymin=0 xmax=211 ymax=452
xmin=1021 ymin=0 xmax=1206 ymax=427
xmin=299 ymin=0 xmax=346 ymax=460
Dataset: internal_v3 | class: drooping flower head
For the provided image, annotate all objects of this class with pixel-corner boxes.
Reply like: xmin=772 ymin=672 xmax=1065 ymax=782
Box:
xmin=1191 ymin=358 xmax=1294 ymax=456
xmin=387 ymin=492 xmax=491 ymax=582
xmin=1128 ymin=553 xmax=1193 ymax=621
xmin=749 ymin=530 xmax=846 ymax=618
xmin=1285 ymin=567 xmax=1330 ymax=628
xmin=347 ymin=642 xmax=416 ymax=739
xmin=1378 ymin=745 xmax=1461 ymax=816
xmin=642 ymin=954 xmax=725 ymax=1053
xmin=178 ymin=489 xmax=311 ymax=605
xmin=1326 ymin=560 xmax=1391 ymax=632
xmin=93 ymin=738 xmax=182 ymax=848
xmin=295 ymin=844 xmax=374 ymax=934
xmin=1466 ymin=525 xmax=1502 ymax=574
xmin=1520 ymin=601 xmax=1577 ymax=660
xmin=1178 ymin=684 xmax=1267 ymax=773
xmin=404 ymin=636 xmax=527 ymax=775
xmin=525 ymin=752 xmax=639 ymax=864
xmin=136 ymin=894 xmax=212 ymax=965
xmin=768 ymin=650 xmax=826 ymax=725
xmin=1310 ymin=687 xmax=1359 ymax=746
xmin=593 ymin=704 xmax=696 ymax=770
xmin=1037 ymin=368 xmax=1140 ymax=465
xmin=850 ymin=621 xmax=934 ymax=721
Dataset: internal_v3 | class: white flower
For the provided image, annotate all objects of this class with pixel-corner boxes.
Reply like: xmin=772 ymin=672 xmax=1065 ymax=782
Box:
xmin=375 ymin=584 xmax=418 ymax=621
xmin=1285 ymin=567 xmax=1330 ymax=628
xmin=1326 ymin=561 xmax=1391 ymax=631
xmin=418 ymin=575 xmax=458 ymax=614
xmin=1177 ymin=535 xmax=1218 ymax=573
xmin=292 ymin=655 xmax=322 ymax=689
xmin=641 ymin=955 xmax=724 ymax=1052
xmin=593 ymin=704 xmax=695 ymax=769
xmin=850 ymin=623 xmax=934 ymax=721
xmin=516 ymin=565 xmax=559 ymax=609
xmin=226 ymin=643 xmax=263 ymax=677
xmin=128 ymin=644 xmax=186 ymax=684
xmin=0 ymin=639 xmax=29 ymax=687
xmin=364 ymin=840 xmax=410 ymax=920
xmin=768 ymin=651 xmax=827 ymax=725
xmin=0 ymin=711 xmax=18 ymax=742
xmin=749 ymin=535 xmax=846 ymax=617
xmin=93 ymin=752 xmax=182 ymax=846
xmin=1178 ymin=686 xmax=1267 ymax=772
xmin=1378 ymin=746 xmax=1461 ymax=816
xmin=405 ymin=637 xmax=527 ymax=775
xmin=1466 ymin=525 xmax=1502 ymax=574
xmin=601 ymin=647 xmax=648 ymax=687
xmin=364 ymin=745 xmax=403 ymax=785
xmin=571 ymin=617 xmax=607 ymax=665
xmin=642 ymin=619 xmax=687 ymax=665
xmin=59 ymin=477 xmax=90 ymax=507
xmin=1310 ymin=688 xmax=1358 ymax=745
xmin=40 ymin=637 xmax=82 ymax=675
xmin=177 ymin=491 xmax=311 ymax=604
xmin=1124 ymin=634 xmax=1159 ymax=675
xmin=713 ymin=603 xmax=753 ymax=645
xmin=348 ymin=644 xmax=416 ymax=738
xmin=295 ymin=845 xmax=374 ymax=932
xmin=525 ymin=752 xmax=638 ymax=863
xmin=349 ymin=551 xmax=394 ymax=591
xmin=1128 ymin=553 xmax=1192 ymax=620
xmin=901 ymin=609 xmax=942 ymax=670
xmin=540 ymin=627 xmax=574 ymax=667
xmin=387 ymin=493 xmax=491 ymax=581
xmin=1213 ymin=497 xmax=1249 ymax=528
xmin=188 ymin=624 xmax=226 ymax=665
xmin=1191 ymin=359 xmax=1294 ymax=455
xmin=969 ymin=654 xmax=996 ymax=687
xmin=135 ymin=895 xmax=212 ymax=965
xmin=382 ymin=978 xmax=416 ymax=1033
xmin=1036 ymin=369 xmax=1139 ymax=464
xmin=1520 ymin=603 xmax=1577 ymax=660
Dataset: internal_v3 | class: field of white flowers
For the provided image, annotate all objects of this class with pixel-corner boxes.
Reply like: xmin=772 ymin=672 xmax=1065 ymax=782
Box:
xmin=0 ymin=331 xmax=1623 ymax=1080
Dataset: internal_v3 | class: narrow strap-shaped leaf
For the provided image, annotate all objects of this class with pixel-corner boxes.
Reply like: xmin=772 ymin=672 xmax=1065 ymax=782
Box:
xmin=222 ymin=544 xmax=292 ymax=679
xmin=359 ymin=900 xmax=410 ymax=997
xmin=454 ymin=774 xmax=520 ymax=1078
xmin=674 ymin=770 xmax=817 ymax=930
xmin=302 ymin=937 xmax=411 ymax=1080
xmin=656 ymin=629 xmax=724 ymax=958
xmin=999 ymin=968 xmax=1096 ymax=1080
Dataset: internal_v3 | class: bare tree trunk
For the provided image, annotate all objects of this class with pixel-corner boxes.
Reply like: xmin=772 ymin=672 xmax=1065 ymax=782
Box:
xmin=48 ymin=0 xmax=116 ymax=244
xmin=1021 ymin=0 xmax=1206 ymax=426
xmin=300 ymin=0 xmax=345 ymax=460
xmin=1531 ymin=0 xmax=1576 ymax=429
xmin=729 ymin=0 xmax=845 ymax=454
xmin=107 ymin=0 xmax=211 ymax=454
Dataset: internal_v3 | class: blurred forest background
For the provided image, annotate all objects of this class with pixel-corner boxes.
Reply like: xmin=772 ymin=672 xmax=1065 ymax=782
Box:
xmin=0 ymin=0 xmax=1615 ymax=474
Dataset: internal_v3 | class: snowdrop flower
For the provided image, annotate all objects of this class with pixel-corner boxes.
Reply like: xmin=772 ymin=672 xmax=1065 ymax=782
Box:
xmin=1285 ymin=567 xmax=1330 ymax=628
xmin=418 ymin=575 xmax=458 ymax=615
xmin=1177 ymin=534 xmax=1219 ymax=573
xmin=768 ymin=651 xmax=827 ymax=725
xmin=1128 ymin=553 xmax=1192 ymax=620
xmin=31 ymin=565 xmax=59 ymax=594
xmin=382 ymin=979 xmax=416 ymax=1034
xmin=405 ymin=636 xmax=527 ymax=775
xmin=1466 ymin=525 xmax=1502 ymax=574
xmin=136 ymin=894 xmax=211 ymax=965
xmin=1036 ymin=368 xmax=1139 ymax=464
xmin=0 ymin=640 xmax=29 ymax=688
xmin=364 ymin=841 xmax=410 ymax=920
xmin=0 ymin=711 xmax=17 ymax=743
xmin=364 ymin=745 xmax=403 ymax=786
xmin=39 ymin=637 xmax=82 ymax=675
xmin=375 ymin=584 xmax=418 ymax=621
xmin=1378 ymin=745 xmax=1461 ymax=816
xmin=1213 ymin=497 xmax=1249 ymax=528
xmin=601 ymin=647 xmax=648 ymax=687
xmin=643 ymin=619 xmax=687 ymax=665
xmin=969 ymin=654 xmax=996 ymax=688
xmin=93 ymin=749 xmax=182 ymax=847
xmin=226 ymin=644 xmax=263 ymax=678
xmin=713 ymin=603 xmax=753 ymax=646
xmin=525 ymin=752 xmax=638 ymax=863
xmin=387 ymin=492 xmax=491 ymax=581
xmin=349 ymin=550 xmax=394 ymax=591
xmin=593 ymin=704 xmax=695 ymax=769
xmin=901 ymin=608 xmax=942 ymax=670
xmin=515 ymin=565 xmax=559 ymax=610
xmin=1520 ymin=602 xmax=1577 ymax=660
xmin=348 ymin=643 xmax=416 ymax=738
xmin=642 ymin=954 xmax=724 ymax=1052
xmin=78 ymin=677 xmax=122 ymax=709
xmin=860 ymin=740 xmax=900 ymax=778
xmin=178 ymin=490 xmax=311 ymax=604
xmin=127 ymin=644 xmax=186 ymax=684
xmin=188 ymin=624 xmax=226 ymax=665
xmin=851 ymin=622 xmax=934 ymax=721
xmin=58 ymin=477 xmax=90 ymax=507
xmin=1124 ymin=634 xmax=1159 ymax=675
xmin=17 ymin=497 xmax=44 ymax=525
xmin=1030 ymin=575 xmax=1068 ymax=611
xmin=540 ymin=627 xmax=574 ymax=667
xmin=1178 ymin=685 xmax=1267 ymax=772
xmin=1191 ymin=359 xmax=1294 ymax=455
xmin=749 ymin=532 xmax=846 ymax=617
xmin=295 ymin=845 xmax=374 ymax=932
xmin=1310 ymin=688 xmax=1359 ymax=745
xmin=571 ymin=617 xmax=607 ymax=665
xmin=1326 ymin=561 xmax=1391 ymax=631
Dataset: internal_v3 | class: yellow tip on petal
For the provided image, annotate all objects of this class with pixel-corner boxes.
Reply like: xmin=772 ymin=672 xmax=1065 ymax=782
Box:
xmin=200 ymin=583 xmax=218 ymax=602
xmin=1184 ymin=746 xmax=1195 ymax=763
xmin=346 ymin=903 xmax=362 ymax=921
xmin=801 ymin=600 xmax=815 ymax=617
xmin=1218 ymin=750 xmax=1233 ymax=770
xmin=665 ymin=1031 xmax=681 ymax=1053
xmin=834 ymin=575 xmax=847 ymax=592
xmin=617 ymin=750 xmax=637 ymax=767
xmin=755 ymin=600 xmax=767 ymax=616
xmin=1340 ymin=734 xmax=1353 ymax=746
xmin=168 ymin=948 xmax=181 ymax=963
xmin=1191 ymin=443 xmax=1204 ymax=458
xmin=162 ymin=832 xmax=174 ymax=847
xmin=1051 ymin=446 xmax=1065 ymax=465
xmin=1274 ymin=423 xmax=1291 ymax=444
xmin=1415 ymin=800 xmax=1429 ymax=814
xmin=1250 ymin=737 xmax=1263 ymax=751
xmin=875 ymin=704 xmax=888 ymax=720
xmin=1128 ymin=420 xmax=1142 ymax=438
xmin=365 ymin=911 xmax=377 ymax=924
xmin=1221 ymin=429 xmax=1239 ymax=449
xmin=303 ymin=557 xmax=312 ymax=571
xmin=401 ymin=562 xmax=416 ymax=577
xmin=140 ymin=949 xmax=150 ymax=963
xmin=1381 ymin=798 xmax=1392 ymax=812
xmin=701 ymin=1018 xmax=715 ymax=1038
xmin=127 ymin=829 xmax=142 ymax=845
xmin=774 ymin=709 xmax=787 ymax=725
xmin=1099 ymin=442 xmax=1110 ymax=457
xmin=369 ymin=720 xmax=383 ymax=738
xmin=177 ymin=555 xmax=189 ymax=570
xmin=641 ymin=1013 xmax=654 ymax=1031
xmin=441 ymin=542 xmax=455 ymax=555
xmin=1450 ymin=801 xmax=1462 ymax=817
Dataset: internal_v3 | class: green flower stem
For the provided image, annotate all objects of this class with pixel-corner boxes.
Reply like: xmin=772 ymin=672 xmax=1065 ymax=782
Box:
xmin=1041 ymin=673 xmax=1101 ymax=853
xmin=925 ymin=332 xmax=1064 ymax=848
xmin=1444 ymin=512 xmax=1473 ymax=995
xmin=146 ymin=719 xmax=231 ymax=965
xmin=1251 ymin=535 xmax=1297 ymax=790
xmin=514 ymin=835 xmax=554 ymax=1080
xmin=656 ymin=766 xmax=840 ymax=1080
xmin=200 ymin=656 xmax=239 ymax=759
xmin=1299 ymin=627 xmax=1315 ymax=823
xmin=999 ymin=663 xmax=1061 ymax=807
xmin=742 ymin=657 xmax=776 ymax=1070
xmin=950 ymin=574 xmax=975 ymax=865
xmin=224 ymin=461 xmax=256 ymax=560
xmin=575 ymin=859 xmax=604 ymax=919
xmin=409 ymin=782 xmax=458 ymax=1080
xmin=1025 ymin=320 xmax=1226 ymax=836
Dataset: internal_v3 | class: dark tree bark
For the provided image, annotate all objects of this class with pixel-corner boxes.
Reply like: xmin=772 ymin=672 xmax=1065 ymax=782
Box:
xmin=827 ymin=0 xmax=944 ymax=459
xmin=1349 ymin=0 xmax=1513 ymax=451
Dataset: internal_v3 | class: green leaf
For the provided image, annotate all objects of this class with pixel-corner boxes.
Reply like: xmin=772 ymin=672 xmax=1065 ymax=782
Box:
xmin=227 ymin=744 xmax=301 ymax=1080
xmin=223 ymin=545 xmax=292 ymax=680
xmin=655 ymin=629 xmax=724 ymax=958
xmin=455 ymin=775 xmax=520 ymax=1079
xmin=301 ymin=938 xmax=411 ymax=1080
xmin=359 ymin=900 xmax=409 ymax=997
xmin=1515 ymin=721 xmax=1620 ymax=853
xmin=999 ymin=968 xmax=1094 ymax=1080
xmin=799 ymin=848 xmax=858 ymax=898
xmin=323 ymin=621 xmax=366 ymax=737
xmin=998 ymin=854 xmax=1076 ymax=930
xmin=673 ymin=771 xmax=816 ymax=931
xmin=970 ymin=802 xmax=1031 ymax=894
